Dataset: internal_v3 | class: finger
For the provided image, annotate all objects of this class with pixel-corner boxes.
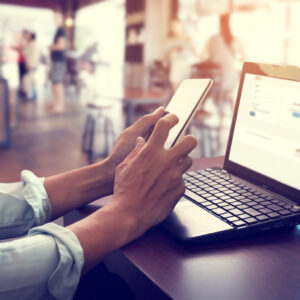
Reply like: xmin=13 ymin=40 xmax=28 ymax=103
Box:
xmin=144 ymin=111 xmax=169 ymax=141
xmin=159 ymin=181 xmax=186 ymax=214
xmin=169 ymin=135 xmax=197 ymax=161
xmin=148 ymin=114 xmax=179 ymax=148
xmin=123 ymin=137 xmax=146 ymax=164
xmin=177 ymin=156 xmax=193 ymax=174
xmin=130 ymin=106 xmax=165 ymax=137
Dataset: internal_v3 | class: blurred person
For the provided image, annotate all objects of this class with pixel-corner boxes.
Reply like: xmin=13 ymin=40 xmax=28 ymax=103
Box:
xmin=2 ymin=31 xmax=20 ymax=127
xmin=164 ymin=19 xmax=197 ymax=92
xmin=13 ymin=30 xmax=30 ymax=93
xmin=202 ymin=14 xmax=245 ymax=97
xmin=0 ymin=108 xmax=197 ymax=299
xmin=23 ymin=32 xmax=39 ymax=100
xmin=49 ymin=10 xmax=67 ymax=113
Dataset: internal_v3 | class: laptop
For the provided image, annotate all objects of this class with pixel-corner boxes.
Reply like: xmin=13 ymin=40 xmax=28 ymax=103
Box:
xmin=162 ymin=62 xmax=300 ymax=242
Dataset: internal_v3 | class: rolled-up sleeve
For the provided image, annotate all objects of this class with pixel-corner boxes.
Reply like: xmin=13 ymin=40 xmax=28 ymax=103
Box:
xmin=0 ymin=170 xmax=51 ymax=239
xmin=0 ymin=171 xmax=84 ymax=299
xmin=0 ymin=223 xmax=84 ymax=299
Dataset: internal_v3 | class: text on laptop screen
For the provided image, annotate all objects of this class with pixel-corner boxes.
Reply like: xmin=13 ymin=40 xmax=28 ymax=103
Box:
xmin=229 ymin=73 xmax=300 ymax=190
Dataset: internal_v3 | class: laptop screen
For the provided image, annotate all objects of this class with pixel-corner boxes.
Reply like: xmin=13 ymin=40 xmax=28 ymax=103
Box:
xmin=228 ymin=73 xmax=300 ymax=191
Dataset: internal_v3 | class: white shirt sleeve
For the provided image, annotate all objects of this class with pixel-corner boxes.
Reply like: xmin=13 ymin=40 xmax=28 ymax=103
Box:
xmin=0 ymin=171 xmax=84 ymax=299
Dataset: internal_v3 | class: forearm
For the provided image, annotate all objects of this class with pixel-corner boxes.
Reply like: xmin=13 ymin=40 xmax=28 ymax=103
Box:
xmin=44 ymin=158 xmax=115 ymax=219
xmin=68 ymin=202 xmax=137 ymax=273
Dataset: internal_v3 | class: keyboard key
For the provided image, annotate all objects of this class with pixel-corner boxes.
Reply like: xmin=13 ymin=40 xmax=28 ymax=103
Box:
xmin=281 ymin=203 xmax=294 ymax=209
xmin=207 ymin=196 xmax=218 ymax=201
xmin=214 ymin=184 xmax=224 ymax=189
xmin=212 ymin=208 xmax=226 ymax=215
xmin=202 ymin=193 xmax=212 ymax=198
xmin=226 ymin=184 xmax=236 ymax=188
xmin=218 ymin=202 xmax=228 ymax=207
xmin=223 ymin=205 xmax=234 ymax=210
xmin=230 ymin=209 xmax=243 ymax=216
xmin=222 ymin=213 xmax=233 ymax=218
xmin=231 ymin=186 xmax=241 ymax=191
xmin=240 ymin=198 xmax=251 ymax=204
xmin=248 ymin=194 xmax=260 ymax=200
xmin=207 ymin=204 xmax=218 ymax=210
xmin=229 ymin=192 xmax=240 ymax=197
xmin=212 ymin=199 xmax=222 ymax=204
xmin=257 ymin=215 xmax=269 ymax=221
xmin=185 ymin=190 xmax=206 ymax=204
xmin=244 ymin=208 xmax=261 ymax=217
xmin=215 ymin=192 xmax=225 ymax=197
xmin=241 ymin=192 xmax=252 ymax=196
xmin=253 ymin=191 xmax=264 ymax=196
xmin=291 ymin=206 xmax=300 ymax=213
xmin=228 ymin=216 xmax=238 ymax=222
xmin=260 ymin=208 xmax=272 ymax=214
xmin=245 ymin=217 xmax=257 ymax=224
xmin=267 ymin=204 xmax=283 ymax=212
xmin=279 ymin=210 xmax=291 ymax=216
xmin=235 ymin=195 xmax=246 ymax=200
xmin=218 ymin=187 xmax=228 ymax=191
xmin=231 ymin=201 xmax=242 ymax=206
xmin=237 ymin=204 xmax=248 ymax=210
xmin=261 ymin=201 xmax=272 ymax=206
xmin=268 ymin=212 xmax=280 ymax=219
xmin=225 ymin=199 xmax=236 ymax=203
xmin=200 ymin=184 xmax=210 ymax=189
xmin=197 ymin=190 xmax=208 ymax=196
xmin=239 ymin=214 xmax=251 ymax=220
xmin=233 ymin=220 xmax=246 ymax=227
xmin=220 ymin=196 xmax=231 ymax=200
xmin=253 ymin=205 xmax=264 ymax=210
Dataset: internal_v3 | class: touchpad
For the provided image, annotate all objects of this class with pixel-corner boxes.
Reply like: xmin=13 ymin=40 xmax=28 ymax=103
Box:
xmin=162 ymin=197 xmax=233 ymax=240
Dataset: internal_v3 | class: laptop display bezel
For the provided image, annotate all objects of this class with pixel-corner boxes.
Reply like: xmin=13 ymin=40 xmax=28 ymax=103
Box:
xmin=224 ymin=62 xmax=300 ymax=203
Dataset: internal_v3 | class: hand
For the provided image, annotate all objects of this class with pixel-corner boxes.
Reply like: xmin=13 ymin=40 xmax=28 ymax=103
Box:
xmin=107 ymin=106 xmax=165 ymax=171
xmin=108 ymin=113 xmax=197 ymax=240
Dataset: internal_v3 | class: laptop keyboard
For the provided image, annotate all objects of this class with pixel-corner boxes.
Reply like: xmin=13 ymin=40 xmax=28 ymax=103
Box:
xmin=184 ymin=168 xmax=300 ymax=228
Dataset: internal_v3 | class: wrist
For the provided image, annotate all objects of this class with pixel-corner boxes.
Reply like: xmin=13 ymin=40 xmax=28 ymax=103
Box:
xmin=69 ymin=200 xmax=139 ymax=273
xmin=100 ymin=201 xmax=139 ymax=246
xmin=84 ymin=158 xmax=115 ymax=196
xmin=105 ymin=155 xmax=118 ymax=179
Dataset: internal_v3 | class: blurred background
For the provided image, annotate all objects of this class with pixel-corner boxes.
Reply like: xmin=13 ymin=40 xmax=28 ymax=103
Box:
xmin=1 ymin=0 xmax=300 ymax=182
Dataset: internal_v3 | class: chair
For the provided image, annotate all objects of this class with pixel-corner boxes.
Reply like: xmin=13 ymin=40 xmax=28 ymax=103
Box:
xmin=82 ymin=101 xmax=116 ymax=164
xmin=190 ymin=62 xmax=223 ymax=157
xmin=0 ymin=78 xmax=11 ymax=149
xmin=190 ymin=61 xmax=222 ymax=104
xmin=148 ymin=60 xmax=170 ymax=90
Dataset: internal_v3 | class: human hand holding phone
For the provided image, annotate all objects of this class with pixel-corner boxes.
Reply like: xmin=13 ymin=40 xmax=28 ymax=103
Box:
xmin=163 ymin=79 xmax=213 ymax=148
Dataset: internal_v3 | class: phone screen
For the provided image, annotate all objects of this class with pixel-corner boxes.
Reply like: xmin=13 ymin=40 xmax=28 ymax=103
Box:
xmin=164 ymin=79 xmax=212 ymax=149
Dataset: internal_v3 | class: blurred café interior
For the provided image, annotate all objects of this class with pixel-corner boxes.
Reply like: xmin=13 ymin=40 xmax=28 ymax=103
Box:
xmin=1 ymin=0 xmax=300 ymax=182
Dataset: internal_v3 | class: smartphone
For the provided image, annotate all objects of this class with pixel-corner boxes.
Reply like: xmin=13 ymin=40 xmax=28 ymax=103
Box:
xmin=164 ymin=78 xmax=213 ymax=149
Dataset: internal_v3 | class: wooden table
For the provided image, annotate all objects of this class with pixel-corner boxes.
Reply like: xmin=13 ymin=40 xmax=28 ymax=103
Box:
xmin=64 ymin=157 xmax=300 ymax=300
xmin=122 ymin=88 xmax=169 ymax=127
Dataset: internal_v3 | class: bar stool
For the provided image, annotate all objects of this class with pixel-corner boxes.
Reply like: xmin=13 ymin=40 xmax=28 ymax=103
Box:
xmin=191 ymin=109 xmax=221 ymax=158
xmin=82 ymin=101 xmax=116 ymax=164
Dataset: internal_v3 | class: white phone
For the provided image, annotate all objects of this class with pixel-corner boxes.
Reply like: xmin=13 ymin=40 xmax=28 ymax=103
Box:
xmin=164 ymin=79 xmax=213 ymax=149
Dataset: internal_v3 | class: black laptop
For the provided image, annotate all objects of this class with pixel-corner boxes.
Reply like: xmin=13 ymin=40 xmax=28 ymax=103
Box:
xmin=162 ymin=62 xmax=300 ymax=242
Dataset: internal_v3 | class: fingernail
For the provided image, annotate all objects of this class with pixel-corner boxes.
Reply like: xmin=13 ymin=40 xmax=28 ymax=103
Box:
xmin=136 ymin=136 xmax=143 ymax=146
xmin=154 ymin=106 xmax=164 ymax=113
